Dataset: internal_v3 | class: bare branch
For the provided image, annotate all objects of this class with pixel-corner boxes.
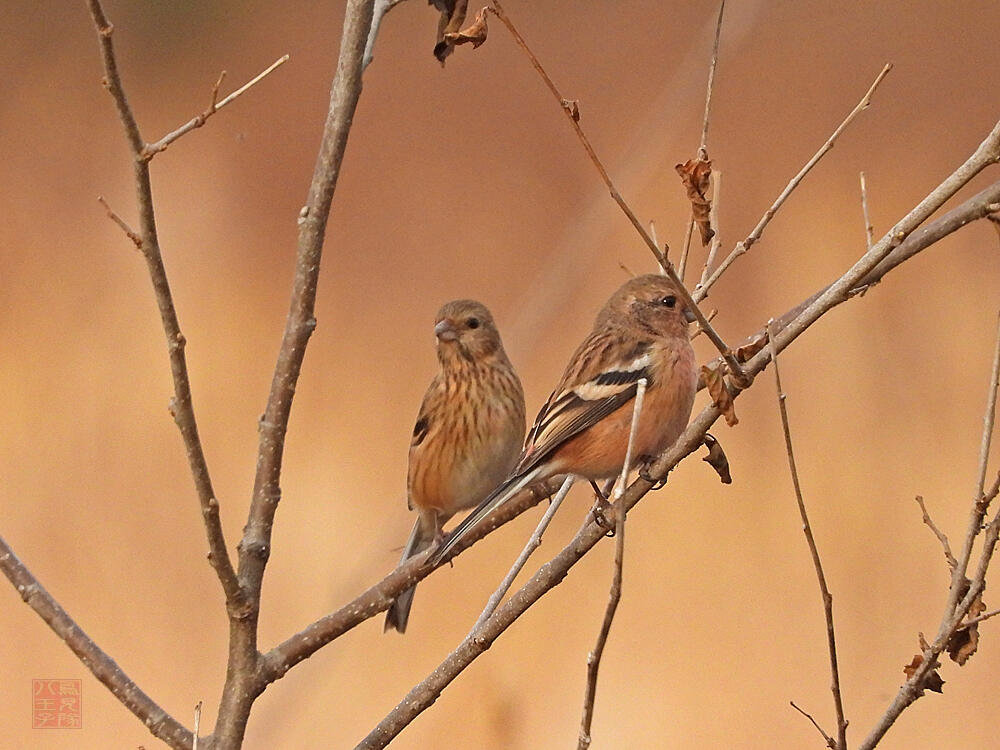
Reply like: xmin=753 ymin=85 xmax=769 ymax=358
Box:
xmin=86 ymin=0 xmax=242 ymax=613
xmin=697 ymin=64 xmax=893 ymax=300
xmin=472 ymin=475 xmax=575 ymax=631
xmin=697 ymin=172 xmax=723 ymax=290
xmin=790 ymin=700 xmax=837 ymax=749
xmin=769 ymin=322 xmax=847 ymax=749
xmin=144 ymin=55 xmax=290 ymax=159
xmin=578 ymin=378 xmax=647 ymax=750
xmin=210 ymin=1 xmax=376 ymax=746
xmin=957 ymin=605 xmax=1000 ymax=630
xmin=97 ymin=195 xmax=142 ymax=248
xmin=0 ymin=536 xmax=193 ymax=750
xmin=915 ymin=495 xmax=957 ymax=570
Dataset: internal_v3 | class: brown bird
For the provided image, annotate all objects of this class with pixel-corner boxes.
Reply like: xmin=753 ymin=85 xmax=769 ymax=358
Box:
xmin=429 ymin=274 xmax=698 ymax=565
xmin=385 ymin=299 xmax=525 ymax=633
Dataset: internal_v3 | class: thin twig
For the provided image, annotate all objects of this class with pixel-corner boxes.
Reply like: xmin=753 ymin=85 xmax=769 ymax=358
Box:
xmin=697 ymin=64 xmax=893 ymax=301
xmin=957 ymin=605 xmax=1000 ymax=630
xmin=791 ymin=700 xmax=837 ymax=749
xmin=86 ymin=0 xmax=243 ymax=619
xmin=97 ymin=195 xmax=142 ymax=248
xmin=578 ymin=378 xmax=647 ymax=750
xmin=915 ymin=495 xmax=957 ymax=570
xmin=363 ymin=0 xmax=409 ymax=68
xmin=769 ymin=322 xmax=847 ymax=749
xmin=471 ymin=475 xmax=575 ymax=631
xmin=860 ymin=172 xmax=874 ymax=249
xmin=488 ymin=0 xmax=749 ymax=385
xmin=689 ymin=308 xmax=719 ymax=340
xmin=0 ymin=536 xmax=194 ymax=749
xmin=697 ymin=172 xmax=723 ymax=290
xmin=680 ymin=1 xmax=725 ymax=282
xmin=700 ymin=1 xmax=725 ymax=157
xmin=193 ymin=702 xmax=202 ymax=750
xmin=678 ymin=218 xmax=695 ymax=283
xmin=144 ymin=55 xmax=289 ymax=159
xmin=975 ymin=311 xmax=1000 ymax=503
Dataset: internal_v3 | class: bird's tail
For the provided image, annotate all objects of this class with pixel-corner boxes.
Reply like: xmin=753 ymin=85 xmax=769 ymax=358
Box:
xmin=384 ymin=518 xmax=434 ymax=634
xmin=428 ymin=465 xmax=545 ymax=566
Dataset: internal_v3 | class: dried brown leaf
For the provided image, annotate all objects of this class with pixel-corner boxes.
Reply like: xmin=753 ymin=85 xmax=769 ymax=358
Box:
xmin=675 ymin=156 xmax=715 ymax=246
xmin=702 ymin=433 xmax=732 ymax=484
xmin=701 ymin=360 xmax=738 ymax=426
xmin=443 ymin=5 xmax=489 ymax=50
xmin=948 ymin=594 xmax=986 ymax=665
xmin=903 ymin=654 xmax=945 ymax=694
xmin=735 ymin=331 xmax=768 ymax=363
xmin=431 ymin=0 xmax=470 ymax=63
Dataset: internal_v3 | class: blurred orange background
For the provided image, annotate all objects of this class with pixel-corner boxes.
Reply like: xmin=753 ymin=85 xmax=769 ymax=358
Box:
xmin=2 ymin=1 xmax=998 ymax=748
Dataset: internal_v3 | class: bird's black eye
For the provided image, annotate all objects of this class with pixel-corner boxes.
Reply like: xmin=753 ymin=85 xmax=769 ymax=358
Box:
xmin=466 ymin=317 xmax=480 ymax=329
xmin=660 ymin=295 xmax=676 ymax=308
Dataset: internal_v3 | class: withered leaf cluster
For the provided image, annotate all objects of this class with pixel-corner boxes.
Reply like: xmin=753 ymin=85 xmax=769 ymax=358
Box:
xmin=701 ymin=360 xmax=738 ymax=426
xmin=430 ymin=1 xmax=489 ymax=62
xmin=675 ymin=156 xmax=715 ymax=246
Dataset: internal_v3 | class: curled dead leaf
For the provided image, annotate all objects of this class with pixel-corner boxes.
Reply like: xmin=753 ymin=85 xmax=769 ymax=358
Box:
xmin=903 ymin=654 xmax=945 ymax=694
xmin=701 ymin=360 xmax=738 ymax=426
xmin=675 ymin=156 xmax=715 ymax=246
xmin=431 ymin=0 xmax=470 ymax=63
xmin=948 ymin=593 xmax=986 ymax=665
xmin=443 ymin=5 xmax=489 ymax=50
xmin=702 ymin=433 xmax=732 ymax=484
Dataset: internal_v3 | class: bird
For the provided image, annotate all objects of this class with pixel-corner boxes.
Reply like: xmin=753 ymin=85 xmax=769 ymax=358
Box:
xmin=429 ymin=273 xmax=698 ymax=565
xmin=385 ymin=299 xmax=525 ymax=633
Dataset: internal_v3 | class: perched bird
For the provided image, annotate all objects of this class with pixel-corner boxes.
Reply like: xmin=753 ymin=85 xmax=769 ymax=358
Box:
xmin=429 ymin=274 xmax=698 ymax=565
xmin=385 ymin=299 xmax=525 ymax=633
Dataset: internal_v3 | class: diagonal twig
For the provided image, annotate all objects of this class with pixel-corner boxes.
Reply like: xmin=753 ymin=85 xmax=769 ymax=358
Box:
xmin=0 ymin=536 xmax=194 ymax=748
xmin=696 ymin=64 xmax=893 ymax=301
xmin=769 ymin=322 xmax=847 ymax=749
xmin=488 ymin=0 xmax=749 ymax=386
xmin=143 ymin=54 xmax=289 ymax=159
xmin=791 ymin=700 xmax=837 ymax=748
xmin=471 ymin=475 xmax=576 ymax=631
xmin=97 ymin=195 xmax=142 ymax=248
xmin=915 ymin=495 xmax=957 ymax=570
xmin=578 ymin=378 xmax=648 ymax=750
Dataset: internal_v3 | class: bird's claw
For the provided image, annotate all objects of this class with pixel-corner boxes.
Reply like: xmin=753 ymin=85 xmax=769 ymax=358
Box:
xmin=591 ymin=496 xmax=616 ymax=536
xmin=639 ymin=465 xmax=668 ymax=490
